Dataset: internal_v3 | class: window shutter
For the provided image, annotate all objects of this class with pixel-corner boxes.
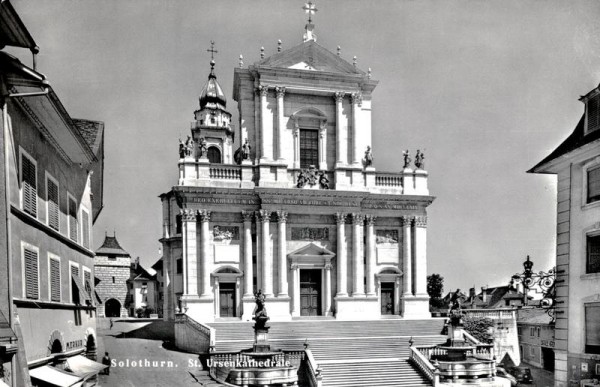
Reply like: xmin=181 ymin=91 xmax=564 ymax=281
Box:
xmin=71 ymin=265 xmax=79 ymax=303
xmin=589 ymin=95 xmax=600 ymax=133
xmin=50 ymin=258 xmax=61 ymax=302
xmin=69 ymin=198 xmax=78 ymax=242
xmin=47 ymin=179 xmax=59 ymax=230
xmin=585 ymin=304 xmax=600 ymax=354
xmin=24 ymin=248 xmax=39 ymax=299
xmin=21 ymin=155 xmax=37 ymax=217
xmin=82 ymin=210 xmax=90 ymax=249
xmin=84 ymin=270 xmax=91 ymax=297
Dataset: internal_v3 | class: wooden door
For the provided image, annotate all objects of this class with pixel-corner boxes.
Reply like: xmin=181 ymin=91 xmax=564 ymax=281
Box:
xmin=300 ymin=269 xmax=321 ymax=316
xmin=219 ymin=283 xmax=236 ymax=317
xmin=381 ymin=282 xmax=395 ymax=315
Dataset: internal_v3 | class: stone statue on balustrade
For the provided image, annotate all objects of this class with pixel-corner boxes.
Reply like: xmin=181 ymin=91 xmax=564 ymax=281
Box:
xmin=178 ymin=139 xmax=185 ymax=158
xmin=415 ymin=149 xmax=425 ymax=169
xmin=253 ymin=290 xmax=269 ymax=329
xmin=183 ymin=136 xmax=194 ymax=157
xmin=319 ymin=172 xmax=329 ymax=189
xmin=234 ymin=139 xmax=252 ymax=165
xmin=364 ymin=145 xmax=373 ymax=167
xmin=198 ymin=137 xmax=208 ymax=158
xmin=403 ymin=150 xmax=411 ymax=169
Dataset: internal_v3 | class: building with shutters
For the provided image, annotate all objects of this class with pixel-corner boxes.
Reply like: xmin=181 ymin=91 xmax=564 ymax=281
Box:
xmin=160 ymin=17 xmax=434 ymax=323
xmin=529 ymin=82 xmax=600 ymax=386
xmin=0 ymin=1 xmax=105 ymax=384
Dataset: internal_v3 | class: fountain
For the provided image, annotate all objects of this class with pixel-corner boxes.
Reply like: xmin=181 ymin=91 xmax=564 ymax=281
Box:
xmin=427 ymin=291 xmax=510 ymax=386
xmin=210 ymin=291 xmax=301 ymax=386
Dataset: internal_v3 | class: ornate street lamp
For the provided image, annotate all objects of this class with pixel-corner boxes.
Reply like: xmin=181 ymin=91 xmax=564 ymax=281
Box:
xmin=510 ymin=255 xmax=556 ymax=321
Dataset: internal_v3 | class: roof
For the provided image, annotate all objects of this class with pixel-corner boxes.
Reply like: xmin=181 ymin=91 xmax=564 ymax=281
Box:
xmin=199 ymin=61 xmax=227 ymax=111
xmin=517 ymin=308 xmax=553 ymax=325
xmin=151 ymin=257 xmax=163 ymax=271
xmin=528 ymin=114 xmax=596 ymax=173
xmin=96 ymin=235 xmax=129 ymax=257
xmin=0 ymin=0 xmax=37 ymax=50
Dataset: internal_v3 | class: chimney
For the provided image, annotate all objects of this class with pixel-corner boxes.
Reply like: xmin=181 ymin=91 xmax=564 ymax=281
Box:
xmin=481 ymin=286 xmax=488 ymax=303
xmin=469 ymin=287 xmax=476 ymax=299
xmin=135 ymin=256 xmax=140 ymax=269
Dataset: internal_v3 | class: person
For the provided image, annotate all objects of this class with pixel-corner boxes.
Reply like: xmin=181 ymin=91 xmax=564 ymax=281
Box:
xmin=109 ymin=318 xmax=113 ymax=330
xmin=102 ymin=352 xmax=111 ymax=375
xmin=242 ymin=139 xmax=251 ymax=160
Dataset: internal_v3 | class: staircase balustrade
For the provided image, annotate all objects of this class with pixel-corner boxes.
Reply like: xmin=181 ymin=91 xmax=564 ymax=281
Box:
xmin=304 ymin=348 xmax=323 ymax=387
xmin=174 ymin=313 xmax=215 ymax=353
xmin=409 ymin=346 xmax=439 ymax=386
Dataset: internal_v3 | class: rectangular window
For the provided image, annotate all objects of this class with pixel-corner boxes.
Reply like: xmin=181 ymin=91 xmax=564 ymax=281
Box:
xmin=21 ymin=152 xmax=37 ymax=217
xmin=299 ymin=129 xmax=319 ymax=168
xmin=588 ymin=166 xmax=600 ymax=203
xmin=176 ymin=258 xmax=183 ymax=274
xmin=24 ymin=247 xmax=39 ymax=299
xmin=68 ymin=196 xmax=78 ymax=242
xmin=46 ymin=176 xmax=59 ymax=231
xmin=175 ymin=214 xmax=182 ymax=234
xmin=81 ymin=209 xmax=90 ymax=249
xmin=71 ymin=264 xmax=79 ymax=304
xmin=49 ymin=257 xmax=61 ymax=302
xmin=587 ymin=235 xmax=600 ymax=273
xmin=585 ymin=303 xmax=600 ymax=354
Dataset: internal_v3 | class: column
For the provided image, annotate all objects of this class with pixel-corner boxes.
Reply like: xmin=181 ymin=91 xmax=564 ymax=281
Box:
xmin=401 ymin=216 xmax=413 ymax=296
xmin=292 ymin=123 xmax=300 ymax=169
xmin=277 ymin=211 xmax=288 ymax=296
xmin=351 ymin=213 xmax=365 ymax=296
xmin=276 ymin=87 xmax=286 ymax=162
xmin=214 ymin=277 xmax=220 ymax=316
xmin=181 ymin=209 xmax=198 ymax=297
xmin=199 ymin=210 xmax=212 ymax=298
xmin=365 ymin=215 xmax=376 ymax=296
xmin=395 ymin=277 xmax=401 ymax=315
xmin=258 ymin=85 xmax=272 ymax=161
xmin=334 ymin=92 xmax=346 ymax=165
xmin=350 ymin=92 xmax=362 ymax=165
xmin=335 ymin=213 xmax=348 ymax=296
xmin=242 ymin=211 xmax=254 ymax=297
xmin=292 ymin=264 xmax=300 ymax=316
xmin=257 ymin=210 xmax=273 ymax=296
xmin=318 ymin=122 xmax=327 ymax=170
xmin=413 ymin=216 xmax=428 ymax=296
xmin=324 ymin=264 xmax=332 ymax=316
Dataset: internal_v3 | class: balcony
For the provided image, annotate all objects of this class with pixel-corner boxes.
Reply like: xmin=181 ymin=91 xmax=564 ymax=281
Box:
xmin=178 ymin=158 xmax=428 ymax=195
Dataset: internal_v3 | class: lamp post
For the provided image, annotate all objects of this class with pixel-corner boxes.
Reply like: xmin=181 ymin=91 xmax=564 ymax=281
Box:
xmin=510 ymin=255 xmax=556 ymax=320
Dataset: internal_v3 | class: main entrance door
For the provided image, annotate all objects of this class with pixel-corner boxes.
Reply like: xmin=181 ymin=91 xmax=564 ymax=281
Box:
xmin=381 ymin=282 xmax=394 ymax=315
xmin=542 ymin=347 xmax=555 ymax=371
xmin=300 ymin=269 xmax=321 ymax=316
xmin=219 ymin=283 xmax=236 ymax=317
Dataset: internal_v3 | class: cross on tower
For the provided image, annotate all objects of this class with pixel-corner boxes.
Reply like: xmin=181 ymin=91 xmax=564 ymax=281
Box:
xmin=303 ymin=2 xmax=318 ymax=24
xmin=207 ymin=41 xmax=218 ymax=60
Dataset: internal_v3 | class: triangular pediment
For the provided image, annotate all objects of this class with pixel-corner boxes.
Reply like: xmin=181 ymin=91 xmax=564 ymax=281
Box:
xmin=256 ymin=40 xmax=364 ymax=75
xmin=289 ymin=242 xmax=335 ymax=258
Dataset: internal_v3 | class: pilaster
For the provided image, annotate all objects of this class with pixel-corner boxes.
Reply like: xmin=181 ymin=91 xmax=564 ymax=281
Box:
xmin=351 ymin=92 xmax=362 ymax=166
xmin=291 ymin=263 xmax=300 ymax=317
xmin=334 ymin=92 xmax=347 ymax=166
xmin=258 ymin=85 xmax=273 ymax=162
xmin=199 ymin=209 xmax=212 ymax=299
xmin=181 ymin=209 xmax=198 ymax=299
xmin=401 ymin=216 xmax=413 ymax=297
xmin=413 ymin=216 xmax=428 ymax=297
xmin=276 ymin=87 xmax=286 ymax=163
xmin=324 ymin=263 xmax=333 ymax=316
xmin=335 ymin=213 xmax=348 ymax=297
xmin=242 ymin=211 xmax=254 ymax=297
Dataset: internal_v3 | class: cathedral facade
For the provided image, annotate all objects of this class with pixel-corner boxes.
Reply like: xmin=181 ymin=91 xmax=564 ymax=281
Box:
xmin=160 ymin=22 xmax=433 ymax=323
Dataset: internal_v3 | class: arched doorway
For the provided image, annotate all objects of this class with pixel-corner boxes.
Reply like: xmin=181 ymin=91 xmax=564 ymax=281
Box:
xmin=50 ymin=339 xmax=62 ymax=354
xmin=85 ymin=332 xmax=97 ymax=361
xmin=207 ymin=147 xmax=221 ymax=163
xmin=212 ymin=266 xmax=242 ymax=318
xmin=105 ymin=298 xmax=121 ymax=317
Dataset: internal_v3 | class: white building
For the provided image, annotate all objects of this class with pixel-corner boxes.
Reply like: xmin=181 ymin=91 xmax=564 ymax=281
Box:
xmin=160 ymin=19 xmax=433 ymax=323
xmin=530 ymin=82 xmax=600 ymax=385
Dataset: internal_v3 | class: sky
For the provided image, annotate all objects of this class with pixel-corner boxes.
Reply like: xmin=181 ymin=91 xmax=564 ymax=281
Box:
xmin=8 ymin=0 xmax=600 ymax=294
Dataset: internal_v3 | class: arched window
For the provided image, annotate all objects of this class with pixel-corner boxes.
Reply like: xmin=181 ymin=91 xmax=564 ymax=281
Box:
xmin=207 ymin=147 xmax=221 ymax=164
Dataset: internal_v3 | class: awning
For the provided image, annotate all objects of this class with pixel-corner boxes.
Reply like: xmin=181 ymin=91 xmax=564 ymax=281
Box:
xmin=29 ymin=365 xmax=83 ymax=387
xmin=0 ymin=309 xmax=16 ymax=340
xmin=71 ymin=274 xmax=92 ymax=304
xmin=65 ymin=355 xmax=107 ymax=379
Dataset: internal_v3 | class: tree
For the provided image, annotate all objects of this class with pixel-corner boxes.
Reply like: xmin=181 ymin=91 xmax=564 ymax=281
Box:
xmin=463 ymin=316 xmax=494 ymax=344
xmin=427 ymin=274 xmax=445 ymax=309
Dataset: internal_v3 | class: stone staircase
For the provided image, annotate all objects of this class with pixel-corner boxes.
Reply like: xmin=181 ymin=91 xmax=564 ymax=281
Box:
xmin=208 ymin=319 xmax=446 ymax=386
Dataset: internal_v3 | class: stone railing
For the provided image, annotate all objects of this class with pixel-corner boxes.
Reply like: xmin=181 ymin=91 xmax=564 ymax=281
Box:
xmin=174 ymin=313 xmax=215 ymax=353
xmin=304 ymin=348 xmax=323 ymax=387
xmin=209 ymin=164 xmax=242 ymax=180
xmin=409 ymin=346 xmax=440 ymax=386
xmin=374 ymin=172 xmax=403 ymax=188
xmin=209 ymin=351 xmax=305 ymax=368
xmin=463 ymin=308 xmax=516 ymax=321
